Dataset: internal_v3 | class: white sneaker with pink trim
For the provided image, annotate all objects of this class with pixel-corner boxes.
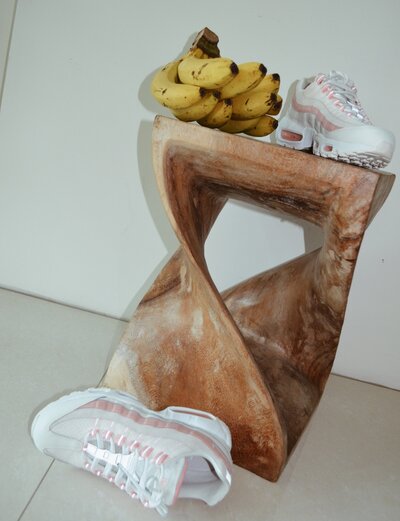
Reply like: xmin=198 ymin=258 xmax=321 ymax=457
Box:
xmin=31 ymin=388 xmax=233 ymax=516
xmin=276 ymin=71 xmax=395 ymax=169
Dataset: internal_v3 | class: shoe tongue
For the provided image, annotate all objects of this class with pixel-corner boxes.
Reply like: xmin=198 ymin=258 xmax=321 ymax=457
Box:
xmin=322 ymin=70 xmax=355 ymax=89
xmin=162 ymin=457 xmax=188 ymax=506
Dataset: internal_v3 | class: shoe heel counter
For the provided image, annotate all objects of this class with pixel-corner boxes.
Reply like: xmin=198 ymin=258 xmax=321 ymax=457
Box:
xmin=164 ymin=406 xmax=232 ymax=451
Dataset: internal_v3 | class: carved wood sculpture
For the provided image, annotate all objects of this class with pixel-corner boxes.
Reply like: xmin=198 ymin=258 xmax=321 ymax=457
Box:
xmin=103 ymin=115 xmax=395 ymax=481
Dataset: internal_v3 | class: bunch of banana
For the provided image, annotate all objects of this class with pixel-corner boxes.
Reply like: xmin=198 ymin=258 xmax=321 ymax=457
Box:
xmin=151 ymin=28 xmax=282 ymax=138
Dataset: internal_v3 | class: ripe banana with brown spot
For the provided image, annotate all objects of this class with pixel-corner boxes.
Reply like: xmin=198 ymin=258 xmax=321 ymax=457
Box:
xmin=151 ymin=60 xmax=207 ymax=109
xmin=198 ymin=99 xmax=232 ymax=128
xmin=219 ymin=117 xmax=261 ymax=134
xmin=250 ymin=73 xmax=281 ymax=95
xmin=178 ymin=55 xmax=239 ymax=89
xmin=218 ymin=62 xmax=267 ymax=99
xmin=172 ymin=92 xmax=220 ymax=122
xmin=231 ymin=91 xmax=277 ymax=120
xmin=244 ymin=115 xmax=278 ymax=137
xmin=267 ymin=94 xmax=283 ymax=116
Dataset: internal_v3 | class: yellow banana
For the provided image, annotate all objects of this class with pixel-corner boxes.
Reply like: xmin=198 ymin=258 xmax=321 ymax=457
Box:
xmin=198 ymin=99 xmax=233 ymax=128
xmin=151 ymin=60 xmax=207 ymax=110
xmin=172 ymin=92 xmax=220 ymax=122
xmin=218 ymin=62 xmax=267 ymax=99
xmin=231 ymin=91 xmax=277 ymax=120
xmin=190 ymin=48 xmax=211 ymax=59
xmin=178 ymin=55 xmax=239 ymax=89
xmin=250 ymin=73 xmax=280 ymax=95
xmin=267 ymin=95 xmax=283 ymax=116
xmin=244 ymin=115 xmax=278 ymax=137
xmin=219 ymin=117 xmax=261 ymax=134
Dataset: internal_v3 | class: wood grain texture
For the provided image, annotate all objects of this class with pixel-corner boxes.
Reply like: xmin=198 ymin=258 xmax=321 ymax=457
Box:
xmin=103 ymin=116 xmax=395 ymax=481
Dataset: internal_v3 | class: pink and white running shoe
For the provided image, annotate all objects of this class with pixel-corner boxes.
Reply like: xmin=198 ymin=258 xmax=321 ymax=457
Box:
xmin=31 ymin=388 xmax=233 ymax=516
xmin=276 ymin=71 xmax=395 ymax=169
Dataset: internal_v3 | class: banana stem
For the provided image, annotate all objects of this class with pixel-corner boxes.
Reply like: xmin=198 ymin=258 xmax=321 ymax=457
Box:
xmin=190 ymin=27 xmax=220 ymax=58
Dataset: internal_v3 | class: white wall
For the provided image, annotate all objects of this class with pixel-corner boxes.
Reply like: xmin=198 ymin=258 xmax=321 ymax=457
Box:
xmin=0 ymin=0 xmax=399 ymax=389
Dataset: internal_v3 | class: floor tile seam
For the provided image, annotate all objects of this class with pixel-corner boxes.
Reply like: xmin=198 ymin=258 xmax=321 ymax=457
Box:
xmin=1 ymin=289 xmax=398 ymax=393
xmin=17 ymin=460 xmax=55 ymax=521
xmin=0 ymin=286 xmax=128 ymax=323
xmin=0 ymin=0 xmax=18 ymax=109
xmin=330 ymin=372 xmax=400 ymax=393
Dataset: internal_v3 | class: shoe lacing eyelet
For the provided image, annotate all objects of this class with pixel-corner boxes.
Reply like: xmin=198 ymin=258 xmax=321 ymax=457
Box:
xmin=83 ymin=428 xmax=168 ymax=514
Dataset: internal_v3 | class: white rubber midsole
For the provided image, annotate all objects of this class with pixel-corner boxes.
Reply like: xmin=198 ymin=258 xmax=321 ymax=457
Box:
xmin=276 ymin=115 xmax=392 ymax=163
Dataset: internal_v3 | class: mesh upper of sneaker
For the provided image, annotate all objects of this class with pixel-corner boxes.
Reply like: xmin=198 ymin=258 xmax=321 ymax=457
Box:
xmin=40 ymin=393 xmax=232 ymax=513
xmin=310 ymin=71 xmax=371 ymax=123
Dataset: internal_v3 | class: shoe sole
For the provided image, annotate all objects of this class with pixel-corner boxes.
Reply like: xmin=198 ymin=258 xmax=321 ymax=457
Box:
xmin=276 ymin=116 xmax=391 ymax=169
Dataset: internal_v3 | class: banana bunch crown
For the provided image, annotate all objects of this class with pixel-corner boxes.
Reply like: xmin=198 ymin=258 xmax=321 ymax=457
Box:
xmin=151 ymin=27 xmax=282 ymax=138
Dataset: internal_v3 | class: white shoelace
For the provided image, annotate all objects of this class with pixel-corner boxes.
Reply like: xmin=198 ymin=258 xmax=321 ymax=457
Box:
xmin=83 ymin=430 xmax=168 ymax=516
xmin=315 ymin=71 xmax=371 ymax=123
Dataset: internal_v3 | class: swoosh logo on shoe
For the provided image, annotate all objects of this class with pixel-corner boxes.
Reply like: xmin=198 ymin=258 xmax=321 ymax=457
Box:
xmin=292 ymin=94 xmax=342 ymax=131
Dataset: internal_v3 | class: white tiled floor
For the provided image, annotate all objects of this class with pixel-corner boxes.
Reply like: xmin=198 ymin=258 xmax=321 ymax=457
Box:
xmin=1 ymin=288 xmax=399 ymax=521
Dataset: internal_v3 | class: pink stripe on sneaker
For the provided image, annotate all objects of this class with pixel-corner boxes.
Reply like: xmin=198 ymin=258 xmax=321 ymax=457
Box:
xmin=172 ymin=458 xmax=188 ymax=505
xmin=292 ymin=95 xmax=342 ymax=131
xmin=80 ymin=399 xmax=232 ymax=471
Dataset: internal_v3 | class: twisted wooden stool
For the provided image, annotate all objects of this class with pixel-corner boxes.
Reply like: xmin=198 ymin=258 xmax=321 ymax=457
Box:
xmin=103 ymin=116 xmax=395 ymax=481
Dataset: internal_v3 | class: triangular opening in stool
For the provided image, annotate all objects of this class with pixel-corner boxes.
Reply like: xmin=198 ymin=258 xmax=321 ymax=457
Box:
xmin=205 ymin=199 xmax=322 ymax=294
